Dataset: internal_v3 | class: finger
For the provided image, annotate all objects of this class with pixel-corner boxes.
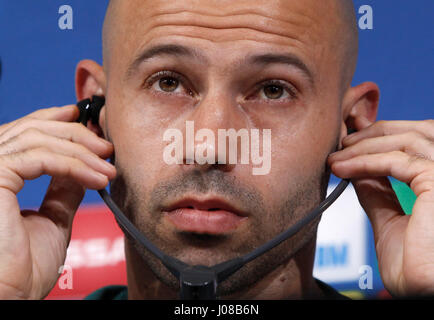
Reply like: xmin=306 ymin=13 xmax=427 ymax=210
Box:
xmin=351 ymin=176 xmax=406 ymax=242
xmin=0 ymin=120 xmax=112 ymax=158
xmin=0 ymin=105 xmax=79 ymax=137
xmin=0 ymin=129 xmax=116 ymax=178
xmin=0 ymin=148 xmax=110 ymax=195
xmin=26 ymin=105 xmax=79 ymax=121
xmin=331 ymin=151 xmax=434 ymax=196
xmin=329 ymin=131 xmax=434 ymax=164
xmin=343 ymin=120 xmax=434 ymax=147
xmin=0 ymin=125 xmax=114 ymax=161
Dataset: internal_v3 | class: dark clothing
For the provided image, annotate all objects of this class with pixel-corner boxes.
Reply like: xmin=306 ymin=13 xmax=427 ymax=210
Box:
xmin=84 ymin=279 xmax=349 ymax=300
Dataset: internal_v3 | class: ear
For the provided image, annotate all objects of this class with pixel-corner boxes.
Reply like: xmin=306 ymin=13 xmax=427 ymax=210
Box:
xmin=75 ymin=60 xmax=107 ymax=137
xmin=339 ymin=81 xmax=380 ymax=146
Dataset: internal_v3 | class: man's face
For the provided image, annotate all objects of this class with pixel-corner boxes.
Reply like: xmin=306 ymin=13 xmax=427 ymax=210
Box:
xmin=103 ymin=0 xmax=348 ymax=295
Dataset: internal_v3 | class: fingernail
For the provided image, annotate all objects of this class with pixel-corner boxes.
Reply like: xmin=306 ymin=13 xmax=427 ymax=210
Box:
xmin=100 ymin=159 xmax=115 ymax=170
xmin=329 ymin=151 xmax=344 ymax=162
xmin=343 ymin=133 xmax=357 ymax=145
xmin=94 ymin=171 xmax=108 ymax=181
xmin=329 ymin=151 xmax=338 ymax=158
xmin=100 ymin=138 xmax=112 ymax=146
xmin=98 ymin=140 xmax=114 ymax=152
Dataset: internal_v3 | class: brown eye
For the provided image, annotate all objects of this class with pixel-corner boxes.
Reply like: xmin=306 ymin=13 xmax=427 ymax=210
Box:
xmin=159 ymin=77 xmax=179 ymax=92
xmin=263 ymin=85 xmax=284 ymax=99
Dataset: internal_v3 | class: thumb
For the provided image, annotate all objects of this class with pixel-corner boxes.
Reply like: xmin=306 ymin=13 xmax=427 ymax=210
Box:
xmin=352 ymin=176 xmax=405 ymax=241
xmin=38 ymin=177 xmax=86 ymax=244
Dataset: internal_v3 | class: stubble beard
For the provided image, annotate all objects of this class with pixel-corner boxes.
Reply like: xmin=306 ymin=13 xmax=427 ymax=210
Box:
xmin=111 ymin=165 xmax=330 ymax=297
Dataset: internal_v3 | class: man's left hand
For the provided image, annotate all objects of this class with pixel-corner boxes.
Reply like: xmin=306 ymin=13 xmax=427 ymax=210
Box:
xmin=328 ymin=118 xmax=434 ymax=297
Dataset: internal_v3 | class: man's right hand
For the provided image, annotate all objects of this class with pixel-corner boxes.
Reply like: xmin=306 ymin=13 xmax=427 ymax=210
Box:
xmin=0 ymin=105 xmax=116 ymax=299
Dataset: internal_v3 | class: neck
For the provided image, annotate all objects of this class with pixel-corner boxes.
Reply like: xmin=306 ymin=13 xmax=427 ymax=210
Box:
xmin=125 ymin=237 xmax=323 ymax=300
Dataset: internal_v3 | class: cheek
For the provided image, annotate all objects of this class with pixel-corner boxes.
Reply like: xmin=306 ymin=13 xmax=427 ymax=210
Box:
xmin=265 ymin=124 xmax=335 ymax=193
xmin=107 ymin=103 xmax=173 ymax=189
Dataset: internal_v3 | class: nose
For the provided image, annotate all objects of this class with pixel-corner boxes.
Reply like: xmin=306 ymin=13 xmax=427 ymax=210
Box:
xmin=183 ymin=91 xmax=251 ymax=171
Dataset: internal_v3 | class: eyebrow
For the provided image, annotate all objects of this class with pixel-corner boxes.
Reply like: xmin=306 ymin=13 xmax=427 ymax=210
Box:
xmin=126 ymin=44 xmax=207 ymax=79
xmin=247 ymin=53 xmax=314 ymax=86
xmin=126 ymin=44 xmax=314 ymax=86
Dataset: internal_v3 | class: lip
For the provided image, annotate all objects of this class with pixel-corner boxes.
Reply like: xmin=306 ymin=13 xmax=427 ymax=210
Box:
xmin=162 ymin=197 xmax=248 ymax=235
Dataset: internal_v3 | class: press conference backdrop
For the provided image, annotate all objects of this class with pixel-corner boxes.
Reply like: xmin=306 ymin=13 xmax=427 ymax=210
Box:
xmin=0 ymin=1 xmax=432 ymax=299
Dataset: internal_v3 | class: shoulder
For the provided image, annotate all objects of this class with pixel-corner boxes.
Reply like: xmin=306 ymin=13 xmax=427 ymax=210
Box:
xmin=84 ymin=285 xmax=128 ymax=300
xmin=84 ymin=281 xmax=348 ymax=300
xmin=314 ymin=279 xmax=351 ymax=300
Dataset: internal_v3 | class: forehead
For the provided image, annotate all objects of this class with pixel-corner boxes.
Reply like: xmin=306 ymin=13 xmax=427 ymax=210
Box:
xmin=107 ymin=0 xmax=341 ymax=78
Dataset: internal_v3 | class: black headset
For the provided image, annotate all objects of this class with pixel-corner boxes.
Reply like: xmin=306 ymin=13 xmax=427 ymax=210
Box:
xmin=77 ymin=96 xmax=350 ymax=300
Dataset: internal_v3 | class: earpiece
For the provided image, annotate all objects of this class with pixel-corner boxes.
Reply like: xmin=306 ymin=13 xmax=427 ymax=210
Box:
xmin=347 ymin=127 xmax=357 ymax=135
xmin=77 ymin=95 xmax=105 ymax=126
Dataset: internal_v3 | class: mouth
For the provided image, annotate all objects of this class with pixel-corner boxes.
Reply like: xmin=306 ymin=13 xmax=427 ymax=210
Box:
xmin=162 ymin=197 xmax=248 ymax=235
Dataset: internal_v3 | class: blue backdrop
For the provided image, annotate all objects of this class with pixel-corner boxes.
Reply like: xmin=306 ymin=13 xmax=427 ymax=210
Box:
xmin=0 ymin=0 xmax=433 ymax=298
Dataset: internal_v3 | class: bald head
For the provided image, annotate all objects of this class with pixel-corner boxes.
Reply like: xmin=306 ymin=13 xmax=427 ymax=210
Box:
xmin=334 ymin=0 xmax=359 ymax=87
xmin=102 ymin=0 xmax=358 ymax=89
